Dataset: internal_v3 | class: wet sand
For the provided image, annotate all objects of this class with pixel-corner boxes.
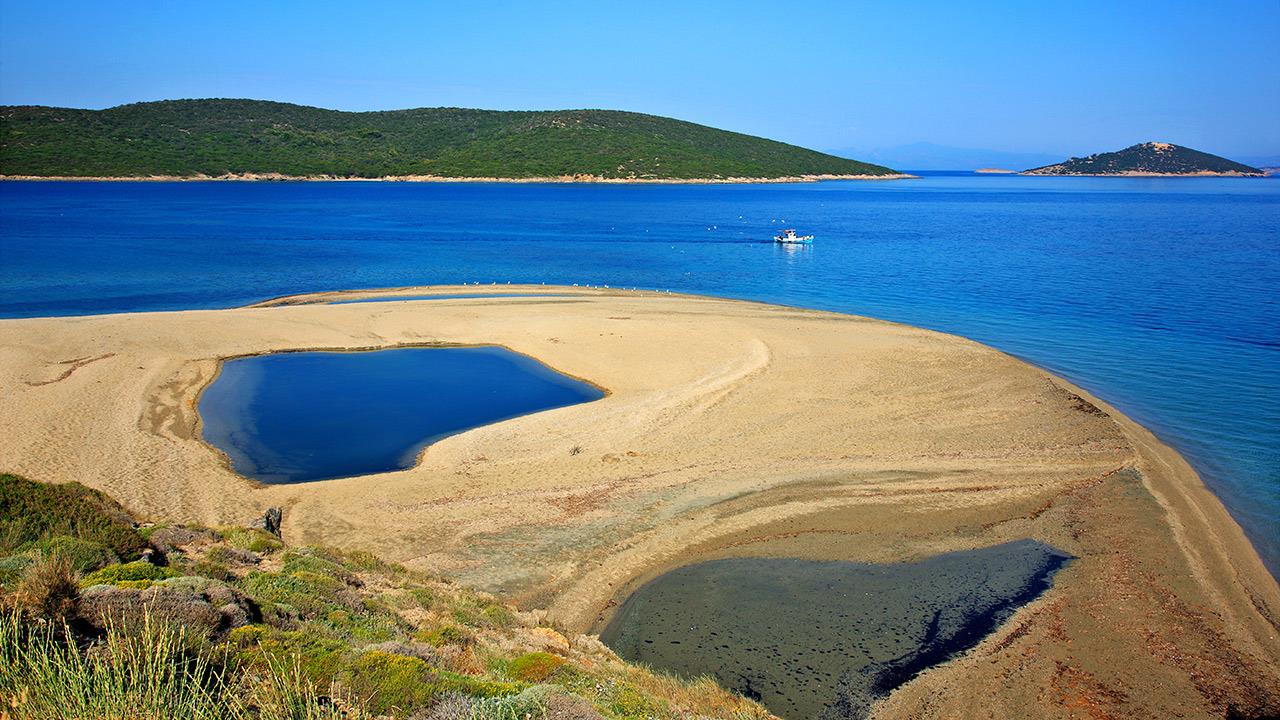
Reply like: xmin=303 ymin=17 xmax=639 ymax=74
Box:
xmin=0 ymin=286 xmax=1276 ymax=718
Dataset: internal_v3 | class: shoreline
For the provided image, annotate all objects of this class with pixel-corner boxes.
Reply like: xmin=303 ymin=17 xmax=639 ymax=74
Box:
xmin=0 ymin=172 xmax=916 ymax=184
xmin=1 ymin=285 xmax=1276 ymax=717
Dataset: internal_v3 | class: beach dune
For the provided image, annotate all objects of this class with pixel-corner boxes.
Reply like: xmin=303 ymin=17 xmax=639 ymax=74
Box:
xmin=0 ymin=286 xmax=1276 ymax=718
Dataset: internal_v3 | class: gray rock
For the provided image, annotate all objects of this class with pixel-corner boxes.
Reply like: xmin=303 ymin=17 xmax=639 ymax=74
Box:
xmin=250 ymin=507 xmax=283 ymax=537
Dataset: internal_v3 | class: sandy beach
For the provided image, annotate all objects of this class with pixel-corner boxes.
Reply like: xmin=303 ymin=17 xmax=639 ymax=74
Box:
xmin=0 ymin=286 xmax=1276 ymax=718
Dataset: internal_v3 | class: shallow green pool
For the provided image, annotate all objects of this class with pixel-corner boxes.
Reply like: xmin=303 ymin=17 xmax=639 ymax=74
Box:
xmin=600 ymin=540 xmax=1070 ymax=719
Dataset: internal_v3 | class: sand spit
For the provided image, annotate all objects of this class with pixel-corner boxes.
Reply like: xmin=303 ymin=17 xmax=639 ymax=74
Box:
xmin=1 ymin=286 xmax=1276 ymax=718
xmin=0 ymin=172 xmax=915 ymax=184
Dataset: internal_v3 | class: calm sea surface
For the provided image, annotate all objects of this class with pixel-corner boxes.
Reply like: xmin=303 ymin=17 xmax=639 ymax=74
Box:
xmin=1 ymin=175 xmax=1276 ymax=572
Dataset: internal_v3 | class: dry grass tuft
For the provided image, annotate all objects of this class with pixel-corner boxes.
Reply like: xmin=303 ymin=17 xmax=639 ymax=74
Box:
xmin=10 ymin=553 xmax=78 ymax=621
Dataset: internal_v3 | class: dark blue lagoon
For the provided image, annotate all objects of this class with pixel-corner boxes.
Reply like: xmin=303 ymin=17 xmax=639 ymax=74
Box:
xmin=198 ymin=346 xmax=604 ymax=483
xmin=1 ymin=177 xmax=1277 ymax=571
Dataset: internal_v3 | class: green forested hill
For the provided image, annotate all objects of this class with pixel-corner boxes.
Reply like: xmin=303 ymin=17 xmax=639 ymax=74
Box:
xmin=0 ymin=99 xmax=898 ymax=179
xmin=1024 ymin=142 xmax=1262 ymax=176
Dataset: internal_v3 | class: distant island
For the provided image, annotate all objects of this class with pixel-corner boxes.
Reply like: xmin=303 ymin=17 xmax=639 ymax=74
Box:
xmin=0 ymin=99 xmax=905 ymax=182
xmin=974 ymin=167 xmax=1017 ymax=174
xmin=1024 ymin=141 xmax=1263 ymax=176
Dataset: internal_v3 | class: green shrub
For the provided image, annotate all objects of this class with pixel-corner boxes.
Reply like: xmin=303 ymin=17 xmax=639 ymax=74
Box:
xmin=227 ymin=624 xmax=265 ymax=647
xmin=317 ymin=606 xmax=401 ymax=643
xmin=341 ymin=650 xmax=440 ymax=713
xmin=33 ymin=535 xmax=118 ymax=573
xmin=280 ymin=550 xmax=358 ymax=585
xmin=340 ymin=650 xmax=520 ymax=715
xmin=449 ymin=591 xmax=516 ymax=630
xmin=109 ymin=579 xmax=160 ymax=589
xmin=240 ymin=570 xmax=341 ymax=618
xmin=246 ymin=650 xmax=354 ymax=720
xmin=508 ymin=652 xmax=566 ymax=682
xmin=0 ymin=474 xmax=145 ymax=559
xmin=186 ymin=559 xmax=236 ymax=583
xmin=238 ymin=567 xmax=402 ymax=644
xmin=416 ymin=621 xmax=475 ymax=648
xmin=409 ymin=587 xmax=436 ymax=608
xmin=469 ymin=686 xmax=557 ymax=720
xmin=562 ymin=670 xmax=665 ymax=720
xmin=81 ymin=560 xmax=178 ymax=588
xmin=341 ymin=548 xmax=404 ymax=574
xmin=136 ymin=524 xmax=166 ymax=541
xmin=0 ymin=554 xmax=34 ymax=589
xmin=234 ymin=626 xmax=350 ymax=691
xmin=322 ymin=613 xmax=400 ymax=644
xmin=219 ymin=527 xmax=283 ymax=555
xmin=205 ymin=545 xmax=232 ymax=563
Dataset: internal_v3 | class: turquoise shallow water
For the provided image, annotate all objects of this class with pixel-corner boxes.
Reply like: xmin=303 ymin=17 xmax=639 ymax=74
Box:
xmin=1 ymin=175 xmax=1276 ymax=571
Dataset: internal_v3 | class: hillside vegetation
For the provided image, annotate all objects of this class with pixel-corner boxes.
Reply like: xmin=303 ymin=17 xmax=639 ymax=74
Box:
xmin=0 ymin=99 xmax=897 ymax=180
xmin=1024 ymin=142 xmax=1262 ymax=176
xmin=0 ymin=474 xmax=772 ymax=720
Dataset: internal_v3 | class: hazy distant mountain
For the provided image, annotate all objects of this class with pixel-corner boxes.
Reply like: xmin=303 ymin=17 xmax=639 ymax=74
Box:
xmin=829 ymin=142 xmax=1062 ymax=171
xmin=1234 ymin=154 xmax=1280 ymax=170
xmin=1025 ymin=142 xmax=1263 ymax=176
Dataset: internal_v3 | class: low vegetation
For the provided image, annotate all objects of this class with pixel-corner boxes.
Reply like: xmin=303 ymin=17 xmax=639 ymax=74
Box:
xmin=1024 ymin=141 xmax=1262 ymax=175
xmin=0 ymin=99 xmax=898 ymax=180
xmin=0 ymin=474 xmax=772 ymax=719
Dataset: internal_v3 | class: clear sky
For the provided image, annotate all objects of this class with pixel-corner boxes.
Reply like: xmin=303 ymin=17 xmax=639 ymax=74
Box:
xmin=1 ymin=0 xmax=1277 ymax=158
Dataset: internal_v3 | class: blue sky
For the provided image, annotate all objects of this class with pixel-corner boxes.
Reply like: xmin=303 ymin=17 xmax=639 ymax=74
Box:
xmin=1 ymin=1 xmax=1277 ymax=159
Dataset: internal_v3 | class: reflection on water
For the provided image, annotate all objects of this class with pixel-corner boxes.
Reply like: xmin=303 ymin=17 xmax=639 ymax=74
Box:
xmin=601 ymin=540 xmax=1071 ymax=719
xmin=199 ymin=346 xmax=603 ymax=483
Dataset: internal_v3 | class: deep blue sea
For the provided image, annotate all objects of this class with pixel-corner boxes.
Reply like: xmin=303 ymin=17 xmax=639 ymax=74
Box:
xmin=1 ymin=175 xmax=1276 ymax=573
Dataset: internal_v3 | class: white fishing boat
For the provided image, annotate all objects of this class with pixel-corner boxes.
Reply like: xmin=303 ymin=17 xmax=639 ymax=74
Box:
xmin=774 ymin=228 xmax=813 ymax=244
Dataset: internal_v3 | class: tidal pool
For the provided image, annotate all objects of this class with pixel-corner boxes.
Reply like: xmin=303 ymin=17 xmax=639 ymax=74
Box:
xmin=199 ymin=346 xmax=603 ymax=483
xmin=600 ymin=540 xmax=1071 ymax=720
